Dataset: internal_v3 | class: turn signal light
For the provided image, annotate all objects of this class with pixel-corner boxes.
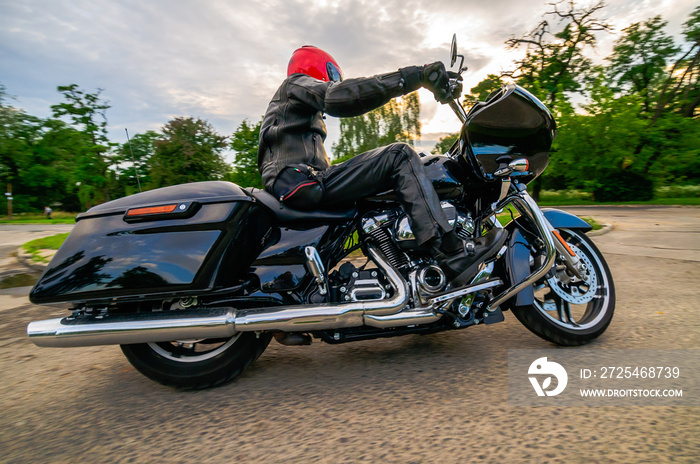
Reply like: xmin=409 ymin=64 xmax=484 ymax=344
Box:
xmin=552 ymin=229 xmax=576 ymax=257
xmin=125 ymin=204 xmax=179 ymax=217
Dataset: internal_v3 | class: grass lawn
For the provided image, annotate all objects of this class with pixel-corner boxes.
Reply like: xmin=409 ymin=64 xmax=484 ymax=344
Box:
xmin=22 ymin=233 xmax=70 ymax=263
xmin=538 ymin=197 xmax=700 ymax=206
xmin=0 ymin=273 xmax=39 ymax=289
xmin=495 ymin=209 xmax=602 ymax=231
xmin=538 ymin=187 xmax=700 ymax=206
xmin=0 ymin=212 xmax=78 ymax=224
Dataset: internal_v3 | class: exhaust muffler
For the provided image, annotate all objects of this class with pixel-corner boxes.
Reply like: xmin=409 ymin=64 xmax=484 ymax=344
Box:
xmin=28 ymin=307 xmax=237 ymax=348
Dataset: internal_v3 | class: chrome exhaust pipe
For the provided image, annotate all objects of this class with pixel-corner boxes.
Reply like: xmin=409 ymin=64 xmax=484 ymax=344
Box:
xmin=27 ymin=246 xmax=413 ymax=348
xmin=232 ymin=245 xmax=409 ymax=331
xmin=28 ymin=307 xmax=237 ymax=348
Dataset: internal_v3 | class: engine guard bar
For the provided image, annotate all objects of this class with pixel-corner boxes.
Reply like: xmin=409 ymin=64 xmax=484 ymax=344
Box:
xmin=486 ymin=190 xmax=557 ymax=311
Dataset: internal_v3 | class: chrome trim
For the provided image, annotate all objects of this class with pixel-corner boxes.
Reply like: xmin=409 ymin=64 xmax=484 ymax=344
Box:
xmin=487 ymin=191 xmax=557 ymax=310
xmin=458 ymin=262 xmax=495 ymax=316
xmin=417 ymin=265 xmax=446 ymax=294
xmin=456 ymin=212 xmax=475 ymax=237
xmin=27 ymin=308 xmax=237 ymax=348
xmin=305 ymin=246 xmax=327 ymax=295
xmin=497 ymin=179 xmax=511 ymax=202
xmin=397 ymin=203 xmax=459 ymax=242
xmin=362 ymin=213 xmax=391 ymax=234
xmin=349 ymin=280 xmax=386 ymax=302
xmin=395 ymin=216 xmax=414 ymax=241
xmin=448 ymin=99 xmax=468 ymax=123
xmin=364 ymin=307 xmax=441 ymax=328
xmin=428 ymin=279 xmax=503 ymax=307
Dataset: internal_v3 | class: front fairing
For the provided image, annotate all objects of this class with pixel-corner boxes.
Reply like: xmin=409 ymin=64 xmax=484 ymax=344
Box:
xmin=459 ymin=84 xmax=556 ymax=184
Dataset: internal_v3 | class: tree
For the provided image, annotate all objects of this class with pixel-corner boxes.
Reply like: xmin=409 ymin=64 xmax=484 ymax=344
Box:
xmin=114 ymin=130 xmax=160 ymax=196
xmin=608 ymin=16 xmax=679 ymax=113
xmin=0 ymin=89 xmax=85 ymax=213
xmin=503 ymin=0 xmax=612 ymax=199
xmin=549 ymin=70 xmax=647 ymax=190
xmin=332 ymin=92 xmax=421 ymax=163
xmin=227 ymin=119 xmax=263 ymax=188
xmin=51 ymin=84 xmax=113 ymax=209
xmin=504 ymin=0 xmax=611 ymax=109
xmin=51 ymin=84 xmax=110 ymax=146
xmin=147 ymin=117 xmax=228 ymax=188
xmin=653 ymin=7 xmax=700 ymax=120
xmin=462 ymin=74 xmax=505 ymax=109
xmin=431 ymin=133 xmax=458 ymax=155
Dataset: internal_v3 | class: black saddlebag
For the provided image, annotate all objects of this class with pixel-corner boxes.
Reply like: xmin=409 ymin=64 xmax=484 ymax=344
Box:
xmin=29 ymin=182 xmax=272 ymax=305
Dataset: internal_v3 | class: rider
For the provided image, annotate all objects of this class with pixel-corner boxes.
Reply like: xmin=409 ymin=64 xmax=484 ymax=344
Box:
xmin=258 ymin=46 xmax=506 ymax=286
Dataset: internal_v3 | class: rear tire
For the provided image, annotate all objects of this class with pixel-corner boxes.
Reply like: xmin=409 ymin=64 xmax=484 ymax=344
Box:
xmin=511 ymin=229 xmax=615 ymax=346
xmin=121 ymin=331 xmax=271 ymax=389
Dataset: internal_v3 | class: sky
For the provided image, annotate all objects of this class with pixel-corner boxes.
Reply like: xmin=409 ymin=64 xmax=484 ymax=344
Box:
xmin=1 ymin=0 xmax=698 ymax=156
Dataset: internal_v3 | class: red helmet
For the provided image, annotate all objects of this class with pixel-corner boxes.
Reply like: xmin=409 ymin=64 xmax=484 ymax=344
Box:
xmin=287 ymin=46 xmax=344 ymax=82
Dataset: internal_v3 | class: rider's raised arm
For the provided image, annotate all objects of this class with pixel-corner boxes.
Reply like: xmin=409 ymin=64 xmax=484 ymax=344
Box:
xmin=286 ymin=67 xmax=422 ymax=118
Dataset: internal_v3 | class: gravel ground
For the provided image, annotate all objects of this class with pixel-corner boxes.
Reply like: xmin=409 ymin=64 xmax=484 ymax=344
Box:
xmin=0 ymin=207 xmax=698 ymax=464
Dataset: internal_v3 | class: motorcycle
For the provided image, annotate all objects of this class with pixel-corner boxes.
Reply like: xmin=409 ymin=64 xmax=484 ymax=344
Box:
xmin=26 ymin=36 xmax=615 ymax=389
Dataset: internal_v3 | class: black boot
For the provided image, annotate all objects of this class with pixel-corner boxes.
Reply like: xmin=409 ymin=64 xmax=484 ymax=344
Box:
xmin=430 ymin=229 xmax=508 ymax=287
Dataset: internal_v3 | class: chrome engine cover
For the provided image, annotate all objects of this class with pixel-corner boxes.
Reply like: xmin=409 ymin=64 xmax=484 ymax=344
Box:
xmin=395 ymin=202 xmax=475 ymax=246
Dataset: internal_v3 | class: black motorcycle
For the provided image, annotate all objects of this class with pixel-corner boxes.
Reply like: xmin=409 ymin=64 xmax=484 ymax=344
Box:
xmin=27 ymin=37 xmax=615 ymax=389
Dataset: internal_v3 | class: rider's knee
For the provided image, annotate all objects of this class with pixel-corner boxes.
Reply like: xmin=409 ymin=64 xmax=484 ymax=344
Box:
xmin=390 ymin=142 xmax=419 ymax=163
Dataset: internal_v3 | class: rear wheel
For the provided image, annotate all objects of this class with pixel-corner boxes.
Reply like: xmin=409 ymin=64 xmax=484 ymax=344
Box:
xmin=121 ymin=331 xmax=271 ymax=389
xmin=511 ymin=228 xmax=615 ymax=346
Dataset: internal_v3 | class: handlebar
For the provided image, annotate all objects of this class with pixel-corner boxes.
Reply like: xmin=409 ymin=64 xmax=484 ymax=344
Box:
xmin=448 ymin=97 xmax=467 ymax=124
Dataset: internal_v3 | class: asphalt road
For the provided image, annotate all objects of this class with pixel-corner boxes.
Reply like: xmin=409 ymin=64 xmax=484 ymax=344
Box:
xmin=0 ymin=207 xmax=698 ymax=463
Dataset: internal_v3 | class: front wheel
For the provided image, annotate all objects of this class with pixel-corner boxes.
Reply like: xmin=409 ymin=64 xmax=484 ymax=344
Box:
xmin=121 ymin=331 xmax=271 ymax=389
xmin=511 ymin=228 xmax=615 ymax=346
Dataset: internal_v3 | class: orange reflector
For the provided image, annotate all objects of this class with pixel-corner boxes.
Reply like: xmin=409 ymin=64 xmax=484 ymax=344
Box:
xmin=126 ymin=204 xmax=178 ymax=216
xmin=552 ymin=229 xmax=576 ymax=257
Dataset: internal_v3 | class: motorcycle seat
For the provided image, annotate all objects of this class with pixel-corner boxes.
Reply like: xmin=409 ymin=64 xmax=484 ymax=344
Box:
xmin=245 ymin=188 xmax=356 ymax=224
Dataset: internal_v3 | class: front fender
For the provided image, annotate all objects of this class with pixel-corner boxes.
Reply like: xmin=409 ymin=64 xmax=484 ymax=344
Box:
xmin=541 ymin=208 xmax=592 ymax=232
xmin=504 ymin=208 xmax=591 ymax=307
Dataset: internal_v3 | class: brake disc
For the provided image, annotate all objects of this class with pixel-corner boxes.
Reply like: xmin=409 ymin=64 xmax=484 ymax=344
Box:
xmin=546 ymin=242 xmax=597 ymax=304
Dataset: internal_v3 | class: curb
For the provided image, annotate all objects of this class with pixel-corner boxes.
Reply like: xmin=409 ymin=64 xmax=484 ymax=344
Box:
xmin=587 ymin=222 xmax=613 ymax=237
xmin=15 ymin=247 xmax=49 ymax=273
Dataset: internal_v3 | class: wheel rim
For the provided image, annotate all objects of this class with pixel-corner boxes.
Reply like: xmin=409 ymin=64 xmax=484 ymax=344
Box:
xmin=532 ymin=229 xmax=612 ymax=331
xmin=148 ymin=333 xmax=241 ymax=363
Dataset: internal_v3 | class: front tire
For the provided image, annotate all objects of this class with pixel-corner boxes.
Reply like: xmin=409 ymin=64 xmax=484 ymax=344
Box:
xmin=511 ymin=228 xmax=615 ymax=346
xmin=121 ymin=331 xmax=271 ymax=389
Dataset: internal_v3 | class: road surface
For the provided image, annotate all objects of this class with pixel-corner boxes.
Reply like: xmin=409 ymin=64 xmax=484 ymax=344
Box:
xmin=0 ymin=207 xmax=698 ymax=463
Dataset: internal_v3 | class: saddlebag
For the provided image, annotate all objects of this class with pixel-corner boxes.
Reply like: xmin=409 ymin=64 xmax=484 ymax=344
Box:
xmin=29 ymin=181 xmax=272 ymax=305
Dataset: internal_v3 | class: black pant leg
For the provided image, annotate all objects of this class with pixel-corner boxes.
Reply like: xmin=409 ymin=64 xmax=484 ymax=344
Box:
xmin=318 ymin=143 xmax=451 ymax=245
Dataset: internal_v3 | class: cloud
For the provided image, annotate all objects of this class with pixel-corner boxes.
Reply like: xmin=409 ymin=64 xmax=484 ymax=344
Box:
xmin=1 ymin=0 xmax=697 ymax=151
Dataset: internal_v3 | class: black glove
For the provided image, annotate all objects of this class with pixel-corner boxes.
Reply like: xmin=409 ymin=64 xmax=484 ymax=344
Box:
xmin=421 ymin=62 xmax=459 ymax=103
xmin=447 ymin=71 xmax=463 ymax=99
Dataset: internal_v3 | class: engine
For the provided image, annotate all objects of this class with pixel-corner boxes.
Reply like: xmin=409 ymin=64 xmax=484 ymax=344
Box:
xmin=329 ymin=202 xmax=477 ymax=307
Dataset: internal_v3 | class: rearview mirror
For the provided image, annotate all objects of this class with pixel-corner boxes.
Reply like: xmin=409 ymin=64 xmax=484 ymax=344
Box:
xmin=450 ymin=34 xmax=458 ymax=67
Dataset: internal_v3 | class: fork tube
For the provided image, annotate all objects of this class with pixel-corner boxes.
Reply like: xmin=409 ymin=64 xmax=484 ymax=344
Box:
xmin=487 ymin=191 xmax=556 ymax=310
xmin=448 ymin=99 xmax=468 ymax=123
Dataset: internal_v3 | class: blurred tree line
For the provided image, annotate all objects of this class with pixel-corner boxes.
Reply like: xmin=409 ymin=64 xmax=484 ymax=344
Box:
xmin=332 ymin=92 xmax=421 ymax=163
xmin=0 ymin=78 xmax=419 ymax=214
xmin=2 ymin=1 xmax=697 ymax=213
xmin=440 ymin=1 xmax=700 ymax=201
xmin=0 ymin=82 xmax=263 ymax=214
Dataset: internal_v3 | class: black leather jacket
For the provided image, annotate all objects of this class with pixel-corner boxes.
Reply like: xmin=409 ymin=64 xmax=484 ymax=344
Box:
xmin=257 ymin=67 xmax=422 ymax=190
